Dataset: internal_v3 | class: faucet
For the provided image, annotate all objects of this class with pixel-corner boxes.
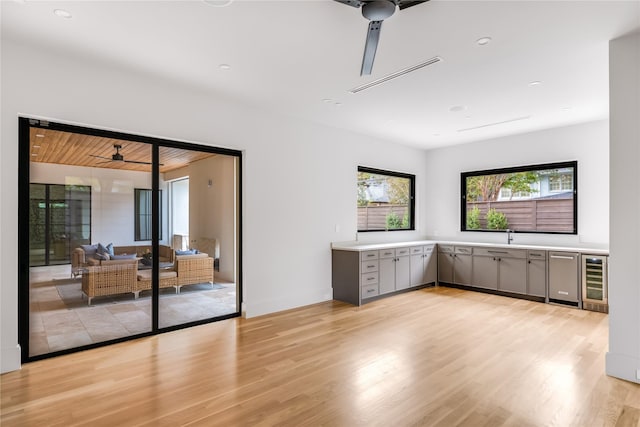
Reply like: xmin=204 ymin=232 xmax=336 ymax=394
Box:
xmin=506 ymin=229 xmax=513 ymax=245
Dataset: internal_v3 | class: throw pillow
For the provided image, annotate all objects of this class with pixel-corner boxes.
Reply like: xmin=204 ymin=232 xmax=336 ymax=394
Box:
xmin=81 ymin=244 xmax=98 ymax=256
xmin=94 ymin=252 xmax=110 ymax=261
xmin=97 ymin=242 xmax=114 ymax=259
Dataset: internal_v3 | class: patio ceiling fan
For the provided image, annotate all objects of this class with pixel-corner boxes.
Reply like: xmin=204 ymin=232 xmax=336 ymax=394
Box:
xmin=333 ymin=0 xmax=430 ymax=75
xmin=90 ymin=144 xmax=155 ymax=165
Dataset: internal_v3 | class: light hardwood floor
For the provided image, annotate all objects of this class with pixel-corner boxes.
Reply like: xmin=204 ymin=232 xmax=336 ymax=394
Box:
xmin=2 ymin=286 xmax=640 ymax=426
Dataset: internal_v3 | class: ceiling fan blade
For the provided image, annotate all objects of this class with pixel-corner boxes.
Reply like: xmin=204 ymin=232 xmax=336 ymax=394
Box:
xmin=398 ymin=0 xmax=429 ymax=11
xmin=361 ymin=20 xmax=383 ymax=76
xmin=333 ymin=0 xmax=364 ymax=8
xmin=89 ymin=154 xmax=112 ymax=161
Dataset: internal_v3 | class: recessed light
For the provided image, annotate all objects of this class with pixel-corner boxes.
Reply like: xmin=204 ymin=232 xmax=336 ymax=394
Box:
xmin=53 ymin=9 xmax=72 ymax=18
xmin=31 ymin=153 xmax=37 ymax=157
xmin=203 ymin=0 xmax=234 ymax=7
xmin=35 ymin=134 xmax=45 ymax=138
xmin=529 ymin=81 xmax=543 ymax=86
xmin=476 ymin=37 xmax=492 ymax=46
xmin=449 ymin=105 xmax=467 ymax=113
xmin=32 ymin=145 xmax=41 ymax=148
xmin=219 ymin=64 xmax=231 ymax=70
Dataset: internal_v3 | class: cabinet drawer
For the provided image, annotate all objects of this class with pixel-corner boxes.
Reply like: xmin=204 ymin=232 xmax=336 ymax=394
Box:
xmin=379 ymin=249 xmax=396 ymax=259
xmin=361 ymin=284 xmax=379 ymax=299
xmin=410 ymin=246 xmax=424 ymax=255
xmin=424 ymin=245 xmax=435 ymax=253
xmin=396 ymin=247 xmax=411 ymax=257
xmin=438 ymin=244 xmax=454 ymax=253
xmin=455 ymin=246 xmax=473 ymax=255
xmin=528 ymin=250 xmax=546 ymax=260
xmin=361 ymin=250 xmax=379 ymax=261
xmin=474 ymin=247 xmax=525 ymax=258
xmin=361 ymin=260 xmax=379 ymax=273
xmin=360 ymin=272 xmax=379 ymax=286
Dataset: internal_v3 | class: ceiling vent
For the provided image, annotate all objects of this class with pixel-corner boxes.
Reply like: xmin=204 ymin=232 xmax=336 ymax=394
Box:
xmin=349 ymin=56 xmax=443 ymax=94
xmin=457 ymin=116 xmax=531 ymax=132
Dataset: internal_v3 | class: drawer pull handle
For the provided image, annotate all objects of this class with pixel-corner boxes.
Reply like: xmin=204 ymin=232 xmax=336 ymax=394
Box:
xmin=488 ymin=250 xmax=509 ymax=255
xmin=367 ymin=277 xmax=375 ymax=281
xmin=550 ymin=255 xmax=575 ymax=260
xmin=558 ymin=291 xmax=569 ymax=295
xmin=367 ymin=254 xmax=375 ymax=257
xmin=367 ymin=265 xmax=375 ymax=268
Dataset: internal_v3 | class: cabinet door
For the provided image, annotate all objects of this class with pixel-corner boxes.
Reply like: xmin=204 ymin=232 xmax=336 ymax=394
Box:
xmin=438 ymin=252 xmax=454 ymax=283
xmin=498 ymin=257 xmax=527 ymax=294
xmin=527 ymin=259 xmax=546 ymax=297
xmin=472 ymin=256 xmax=498 ymax=290
xmin=454 ymin=254 xmax=472 ymax=285
xmin=379 ymin=257 xmax=396 ymax=294
xmin=410 ymin=253 xmax=425 ymax=287
xmin=395 ymin=256 xmax=411 ymax=290
xmin=424 ymin=247 xmax=437 ymax=285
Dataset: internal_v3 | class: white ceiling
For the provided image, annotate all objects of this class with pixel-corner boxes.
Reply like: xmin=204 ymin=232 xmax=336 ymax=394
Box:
xmin=3 ymin=0 xmax=639 ymax=150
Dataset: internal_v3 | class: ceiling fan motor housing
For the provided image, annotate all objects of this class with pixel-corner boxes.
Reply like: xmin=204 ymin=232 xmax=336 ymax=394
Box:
xmin=362 ymin=0 xmax=396 ymax=20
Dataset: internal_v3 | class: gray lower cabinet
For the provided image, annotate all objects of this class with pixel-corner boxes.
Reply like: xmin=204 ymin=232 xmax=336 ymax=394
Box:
xmin=471 ymin=248 xmax=526 ymax=293
xmin=438 ymin=245 xmax=473 ymax=285
xmin=332 ymin=245 xmax=430 ymax=306
xmin=410 ymin=244 xmax=437 ymax=287
xmin=527 ymin=250 xmax=547 ymax=298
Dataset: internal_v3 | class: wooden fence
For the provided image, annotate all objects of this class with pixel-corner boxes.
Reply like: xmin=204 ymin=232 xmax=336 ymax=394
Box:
xmin=358 ymin=205 xmax=409 ymax=231
xmin=467 ymin=199 xmax=574 ymax=232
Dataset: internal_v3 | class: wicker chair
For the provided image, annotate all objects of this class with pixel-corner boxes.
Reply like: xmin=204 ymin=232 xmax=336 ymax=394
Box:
xmin=174 ymin=254 xmax=214 ymax=292
xmin=81 ymin=260 xmax=138 ymax=305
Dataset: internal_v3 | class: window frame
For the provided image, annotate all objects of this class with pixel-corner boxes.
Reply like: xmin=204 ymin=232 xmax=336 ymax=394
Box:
xmin=134 ymin=188 xmax=162 ymax=241
xmin=460 ymin=161 xmax=578 ymax=235
xmin=357 ymin=166 xmax=416 ymax=233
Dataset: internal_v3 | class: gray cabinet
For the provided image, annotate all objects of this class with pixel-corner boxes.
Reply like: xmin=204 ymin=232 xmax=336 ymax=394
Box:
xmin=471 ymin=248 xmax=526 ymax=293
xmin=548 ymin=251 xmax=580 ymax=306
xmin=438 ymin=245 xmax=473 ymax=285
xmin=379 ymin=248 xmax=411 ymax=294
xmin=527 ymin=250 xmax=547 ymax=298
xmin=453 ymin=247 xmax=473 ymax=285
xmin=395 ymin=247 xmax=411 ymax=291
xmin=410 ymin=244 xmax=437 ymax=287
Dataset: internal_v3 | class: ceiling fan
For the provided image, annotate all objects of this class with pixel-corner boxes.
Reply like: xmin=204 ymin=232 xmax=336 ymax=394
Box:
xmin=334 ymin=0 xmax=430 ymax=76
xmin=90 ymin=144 xmax=155 ymax=165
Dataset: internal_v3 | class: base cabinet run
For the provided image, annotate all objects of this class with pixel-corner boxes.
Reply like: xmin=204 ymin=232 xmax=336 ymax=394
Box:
xmin=332 ymin=244 xmax=437 ymax=306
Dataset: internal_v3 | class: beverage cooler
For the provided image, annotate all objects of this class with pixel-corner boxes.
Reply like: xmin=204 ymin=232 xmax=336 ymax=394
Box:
xmin=581 ymin=255 xmax=608 ymax=313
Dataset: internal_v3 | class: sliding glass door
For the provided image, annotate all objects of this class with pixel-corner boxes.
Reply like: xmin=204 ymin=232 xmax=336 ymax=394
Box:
xmin=20 ymin=118 xmax=241 ymax=361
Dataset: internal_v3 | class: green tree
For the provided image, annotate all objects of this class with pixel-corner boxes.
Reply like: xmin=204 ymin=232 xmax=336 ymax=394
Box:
xmin=502 ymin=172 xmax=539 ymax=200
xmin=385 ymin=212 xmax=403 ymax=230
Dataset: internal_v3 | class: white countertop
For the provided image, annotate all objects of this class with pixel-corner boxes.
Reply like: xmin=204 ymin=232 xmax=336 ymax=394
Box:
xmin=331 ymin=240 xmax=609 ymax=255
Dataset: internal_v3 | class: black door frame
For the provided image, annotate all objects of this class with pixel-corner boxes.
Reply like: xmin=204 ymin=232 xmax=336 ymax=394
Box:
xmin=18 ymin=117 xmax=243 ymax=362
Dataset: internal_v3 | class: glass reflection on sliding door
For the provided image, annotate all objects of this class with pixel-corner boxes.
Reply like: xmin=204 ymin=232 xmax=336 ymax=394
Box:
xmin=158 ymin=146 xmax=239 ymax=328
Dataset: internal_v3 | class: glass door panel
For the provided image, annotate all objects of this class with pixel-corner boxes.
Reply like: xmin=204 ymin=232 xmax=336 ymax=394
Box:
xmin=28 ymin=127 xmax=153 ymax=357
xmin=158 ymin=146 xmax=239 ymax=328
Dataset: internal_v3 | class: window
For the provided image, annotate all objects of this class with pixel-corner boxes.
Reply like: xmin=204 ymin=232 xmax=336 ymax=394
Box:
xmin=461 ymin=161 xmax=577 ymax=234
xmin=357 ymin=166 xmax=415 ymax=232
xmin=134 ymin=188 xmax=162 ymax=241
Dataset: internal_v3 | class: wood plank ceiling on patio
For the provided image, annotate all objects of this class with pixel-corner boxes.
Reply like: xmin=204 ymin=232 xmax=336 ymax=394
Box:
xmin=29 ymin=128 xmax=216 ymax=173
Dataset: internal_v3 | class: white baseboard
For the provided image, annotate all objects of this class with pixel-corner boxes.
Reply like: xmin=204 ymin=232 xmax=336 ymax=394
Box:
xmin=1 ymin=344 xmax=22 ymax=374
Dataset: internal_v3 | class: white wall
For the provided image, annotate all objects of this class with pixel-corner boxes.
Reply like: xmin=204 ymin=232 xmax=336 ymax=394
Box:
xmin=167 ymin=155 xmax=238 ymax=282
xmin=423 ymin=120 xmax=609 ymax=248
xmin=30 ymin=163 xmax=169 ymax=247
xmin=0 ymin=39 xmax=430 ymax=373
xmin=607 ymin=30 xmax=640 ymax=384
